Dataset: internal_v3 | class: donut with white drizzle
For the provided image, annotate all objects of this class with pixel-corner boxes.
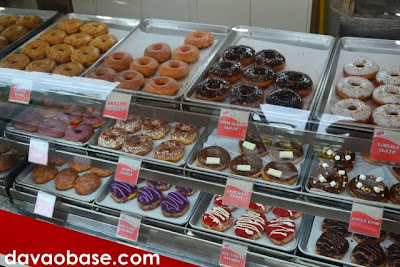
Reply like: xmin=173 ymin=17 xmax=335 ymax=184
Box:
xmin=201 ymin=207 xmax=232 ymax=232
xmin=265 ymin=217 xmax=296 ymax=245
xmin=234 ymin=211 xmax=266 ymax=240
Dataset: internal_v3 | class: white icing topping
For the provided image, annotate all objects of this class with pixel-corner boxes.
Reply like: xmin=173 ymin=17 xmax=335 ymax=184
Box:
xmin=243 ymin=141 xmax=256 ymax=150
xmin=359 ymin=174 xmax=366 ymax=180
xmin=335 ymin=155 xmax=340 ymax=161
xmin=237 ymin=165 xmax=251 ymax=171
xmin=343 ymin=57 xmax=379 ymax=76
xmin=267 ymin=168 xmax=282 ymax=178
xmin=376 ymin=67 xmax=400 ymax=85
xmin=330 ymin=181 xmax=337 ymax=187
xmin=336 ymin=77 xmax=374 ymax=99
xmin=234 ymin=211 xmax=266 ymax=236
xmin=356 ymin=182 xmax=363 ymax=189
xmin=204 ymin=207 xmax=230 ymax=225
xmin=267 ymin=217 xmax=296 ymax=238
xmin=206 ymin=157 xmax=220 ymax=164
xmin=318 ymin=175 xmax=326 ymax=183
xmin=376 ymin=177 xmax=383 ymax=182
xmin=373 ymin=186 xmax=381 ymax=193
xmin=322 ymin=163 xmax=329 ymax=168
xmin=345 ymin=155 xmax=351 ymax=161
xmin=279 ymin=151 xmax=293 ymax=159
xmin=372 ymin=104 xmax=400 ymax=128
xmin=331 ymin=99 xmax=372 ymax=121
xmin=326 ymin=149 xmax=333 ymax=156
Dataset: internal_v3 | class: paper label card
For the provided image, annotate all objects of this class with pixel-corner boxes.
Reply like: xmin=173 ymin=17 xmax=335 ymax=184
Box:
xmin=103 ymin=92 xmax=130 ymax=120
xmin=116 ymin=213 xmax=141 ymax=242
xmin=370 ymin=129 xmax=400 ymax=164
xmin=223 ymin=178 xmax=253 ymax=209
xmin=217 ymin=109 xmax=249 ymax=140
xmin=220 ymin=241 xmax=247 ymax=267
xmin=28 ymin=139 xmax=48 ymax=165
xmin=348 ymin=202 xmax=383 ymax=238
xmin=115 ymin=157 xmax=141 ymax=184
xmin=9 ymin=78 xmax=32 ymax=104
xmin=34 ymin=191 xmax=56 ymax=218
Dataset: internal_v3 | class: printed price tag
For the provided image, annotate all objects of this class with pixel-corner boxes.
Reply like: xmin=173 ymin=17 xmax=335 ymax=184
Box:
xmin=348 ymin=202 xmax=383 ymax=238
xmin=370 ymin=129 xmax=400 ymax=163
xmin=217 ymin=109 xmax=249 ymax=140
xmin=220 ymin=241 xmax=247 ymax=267
xmin=103 ymin=92 xmax=131 ymax=120
xmin=8 ymin=78 xmax=32 ymax=104
xmin=28 ymin=139 xmax=48 ymax=165
xmin=34 ymin=191 xmax=56 ymax=218
xmin=116 ymin=213 xmax=141 ymax=242
xmin=223 ymin=178 xmax=253 ymax=209
xmin=115 ymin=157 xmax=141 ymax=184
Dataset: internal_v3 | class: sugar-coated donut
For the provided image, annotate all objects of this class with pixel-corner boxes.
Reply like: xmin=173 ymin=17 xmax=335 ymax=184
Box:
xmin=115 ymin=70 xmax=145 ymax=90
xmin=184 ymin=30 xmax=213 ymax=49
xmin=0 ymin=14 xmax=19 ymax=28
xmin=159 ymin=59 xmax=190 ymax=80
xmin=39 ymin=29 xmax=67 ymax=45
xmin=172 ymin=45 xmax=200 ymax=63
xmin=343 ymin=56 xmax=379 ymax=79
xmin=46 ymin=44 xmax=75 ymax=64
xmin=71 ymin=45 xmax=100 ymax=67
xmin=130 ymin=56 xmax=158 ymax=77
xmin=144 ymin=42 xmax=171 ymax=63
xmin=20 ymin=40 xmax=50 ymax=60
xmin=1 ymin=25 xmax=28 ymax=42
xmin=53 ymin=62 xmax=85 ymax=77
xmin=335 ymin=76 xmax=374 ymax=100
xmin=64 ymin=33 xmax=93 ymax=48
xmin=16 ymin=14 xmax=43 ymax=29
xmin=80 ymin=21 xmax=108 ymax=37
xmin=57 ymin=18 xmax=84 ymax=34
xmin=0 ymin=54 xmax=30 ymax=70
xmin=25 ymin=59 xmax=57 ymax=73
xmin=145 ymin=76 xmax=179 ymax=96
xmin=330 ymin=99 xmax=371 ymax=123
xmin=0 ymin=36 xmax=8 ymax=50
xmin=105 ymin=52 xmax=133 ymax=72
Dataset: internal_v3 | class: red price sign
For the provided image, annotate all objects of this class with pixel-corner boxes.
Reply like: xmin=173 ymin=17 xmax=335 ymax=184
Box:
xmin=115 ymin=157 xmax=141 ymax=184
xmin=223 ymin=178 xmax=253 ymax=209
xmin=34 ymin=191 xmax=56 ymax=218
xmin=217 ymin=109 xmax=249 ymax=140
xmin=28 ymin=139 xmax=48 ymax=165
xmin=220 ymin=241 xmax=247 ymax=267
xmin=103 ymin=92 xmax=130 ymax=120
xmin=116 ymin=213 xmax=141 ymax=242
xmin=370 ymin=129 xmax=400 ymax=163
xmin=9 ymin=79 xmax=32 ymax=104
xmin=348 ymin=203 xmax=383 ymax=238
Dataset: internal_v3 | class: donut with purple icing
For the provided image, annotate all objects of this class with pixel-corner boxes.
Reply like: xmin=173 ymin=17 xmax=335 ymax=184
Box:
xmin=82 ymin=115 xmax=105 ymax=129
xmin=64 ymin=124 xmax=94 ymax=143
xmin=37 ymin=119 xmax=67 ymax=138
xmin=137 ymin=186 xmax=163 ymax=210
xmin=109 ymin=181 xmax=137 ymax=203
xmin=63 ymin=105 xmax=84 ymax=115
xmin=84 ymin=107 xmax=102 ymax=117
xmin=175 ymin=186 xmax=197 ymax=197
xmin=145 ymin=180 xmax=171 ymax=191
xmin=161 ymin=191 xmax=190 ymax=217
xmin=57 ymin=112 xmax=82 ymax=125
xmin=14 ymin=112 xmax=42 ymax=132
xmin=34 ymin=108 xmax=57 ymax=118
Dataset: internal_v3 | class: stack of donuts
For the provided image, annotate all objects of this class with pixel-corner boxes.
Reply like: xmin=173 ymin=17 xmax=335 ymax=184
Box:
xmin=195 ymin=45 xmax=313 ymax=109
xmin=0 ymin=18 xmax=117 ymax=76
xmin=85 ymin=30 xmax=214 ymax=96
xmin=0 ymin=14 xmax=43 ymax=50
xmin=97 ymin=115 xmax=199 ymax=163
xmin=12 ymin=99 xmax=105 ymax=143
xmin=331 ymin=56 xmax=400 ymax=128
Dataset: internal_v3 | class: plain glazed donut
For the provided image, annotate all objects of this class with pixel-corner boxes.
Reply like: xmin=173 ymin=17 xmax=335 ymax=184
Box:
xmin=20 ymin=40 xmax=50 ymax=60
xmin=115 ymin=70 xmax=145 ymax=90
xmin=0 ymin=54 xmax=30 ymax=70
xmin=16 ymin=15 xmax=43 ymax=30
xmin=39 ymin=29 xmax=67 ymax=45
xmin=0 ymin=36 xmax=8 ymax=50
xmin=195 ymin=77 xmax=231 ymax=102
xmin=64 ymin=33 xmax=93 ymax=48
xmin=335 ymin=77 xmax=374 ymax=100
xmin=144 ymin=76 xmax=179 ymax=96
xmin=130 ymin=56 xmax=159 ymax=77
xmin=159 ymin=59 xmax=190 ymax=80
xmin=330 ymin=99 xmax=372 ymax=123
xmin=85 ymin=67 xmax=117 ymax=82
xmin=230 ymin=84 xmax=264 ymax=107
xmin=80 ymin=21 xmax=109 ymax=37
xmin=209 ymin=60 xmax=242 ymax=83
xmin=105 ymin=52 xmax=133 ymax=71
xmin=242 ymin=66 xmax=275 ymax=88
xmin=223 ymin=45 xmax=255 ymax=66
xmin=375 ymin=67 xmax=400 ymax=86
xmin=172 ymin=45 xmax=200 ymax=63
xmin=25 ymin=59 xmax=57 ymax=73
xmin=71 ymin=45 xmax=100 ymax=67
xmin=372 ymin=104 xmax=400 ymax=127
xmin=184 ymin=30 xmax=213 ymax=49
xmin=89 ymin=34 xmax=117 ymax=53
xmin=254 ymin=49 xmax=286 ymax=71
xmin=57 ymin=18 xmax=84 ymax=34
xmin=1 ymin=25 xmax=28 ymax=42
xmin=275 ymin=71 xmax=313 ymax=97
xmin=343 ymin=57 xmax=379 ymax=79
xmin=144 ymin=43 xmax=171 ymax=63
xmin=372 ymin=85 xmax=400 ymax=105
xmin=53 ymin=62 xmax=84 ymax=77
xmin=46 ymin=44 xmax=74 ymax=64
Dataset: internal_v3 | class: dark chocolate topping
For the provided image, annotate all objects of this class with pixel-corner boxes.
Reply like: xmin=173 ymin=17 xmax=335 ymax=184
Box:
xmin=209 ymin=60 xmax=241 ymax=78
xmin=320 ymin=150 xmax=355 ymax=171
xmin=351 ymin=241 xmax=385 ymax=267
xmin=230 ymin=153 xmax=263 ymax=176
xmin=197 ymin=146 xmax=230 ymax=169
xmin=275 ymin=71 xmax=313 ymax=92
xmin=321 ymin=219 xmax=351 ymax=237
xmin=309 ymin=165 xmax=348 ymax=194
xmin=243 ymin=66 xmax=275 ymax=83
xmin=394 ymin=167 xmax=400 ymax=176
xmin=265 ymin=88 xmax=303 ymax=109
xmin=137 ymin=186 xmax=162 ymax=206
xmin=239 ymin=133 xmax=267 ymax=156
xmin=315 ymin=231 xmax=349 ymax=258
xmin=196 ymin=77 xmax=230 ymax=98
xmin=230 ymin=84 xmax=263 ymax=106
xmin=348 ymin=175 xmax=388 ymax=202
xmin=263 ymin=161 xmax=298 ymax=181
xmin=387 ymin=244 xmax=400 ymax=267
xmin=223 ymin=45 xmax=255 ymax=62
xmin=388 ymin=232 xmax=400 ymax=244
xmin=161 ymin=191 xmax=189 ymax=214
xmin=390 ymin=183 xmax=400 ymax=204
xmin=255 ymin=49 xmax=285 ymax=68
xmin=109 ymin=181 xmax=137 ymax=200
xmin=354 ymin=231 xmax=385 ymax=243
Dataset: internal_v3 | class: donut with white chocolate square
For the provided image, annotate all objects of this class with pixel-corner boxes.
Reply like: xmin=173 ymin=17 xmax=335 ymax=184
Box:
xmin=261 ymin=161 xmax=298 ymax=184
xmin=269 ymin=141 xmax=303 ymax=164
xmin=238 ymin=133 xmax=268 ymax=157
xmin=229 ymin=154 xmax=263 ymax=178
xmin=348 ymin=174 xmax=388 ymax=202
xmin=309 ymin=164 xmax=348 ymax=194
xmin=196 ymin=146 xmax=230 ymax=171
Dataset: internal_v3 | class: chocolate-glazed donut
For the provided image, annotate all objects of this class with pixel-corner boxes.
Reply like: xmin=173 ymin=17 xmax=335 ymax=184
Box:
xmin=230 ymin=154 xmax=263 ymax=178
xmin=309 ymin=165 xmax=348 ymax=194
xmin=354 ymin=231 xmax=386 ymax=243
xmin=351 ymin=241 xmax=385 ymax=267
xmin=230 ymin=84 xmax=264 ymax=107
xmin=320 ymin=150 xmax=355 ymax=172
xmin=255 ymin=49 xmax=286 ymax=71
xmin=388 ymin=232 xmax=400 ymax=245
xmin=238 ymin=133 xmax=268 ymax=156
xmin=389 ymin=183 xmax=400 ymax=205
xmin=196 ymin=146 xmax=230 ymax=171
xmin=209 ymin=60 xmax=242 ymax=83
xmin=386 ymin=244 xmax=400 ymax=267
xmin=269 ymin=141 xmax=304 ymax=164
xmin=195 ymin=77 xmax=231 ymax=102
xmin=321 ymin=219 xmax=351 ymax=237
xmin=265 ymin=89 xmax=303 ymax=109
xmin=242 ymin=66 xmax=275 ymax=88
xmin=262 ymin=161 xmax=298 ymax=184
xmin=348 ymin=175 xmax=388 ymax=202
xmin=275 ymin=71 xmax=313 ymax=97
xmin=222 ymin=45 xmax=255 ymax=66
xmin=315 ymin=231 xmax=349 ymax=259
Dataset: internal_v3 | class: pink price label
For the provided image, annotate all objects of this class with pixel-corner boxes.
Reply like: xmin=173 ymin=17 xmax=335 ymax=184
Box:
xmin=217 ymin=109 xmax=249 ymax=140
xmin=348 ymin=203 xmax=383 ymax=238
xmin=223 ymin=178 xmax=253 ymax=209
xmin=220 ymin=241 xmax=247 ymax=267
xmin=8 ymin=79 xmax=32 ymax=104
xmin=103 ymin=92 xmax=130 ymax=120
xmin=114 ymin=157 xmax=141 ymax=184
xmin=116 ymin=213 xmax=141 ymax=242
xmin=28 ymin=139 xmax=48 ymax=165
xmin=34 ymin=191 xmax=56 ymax=218
xmin=370 ymin=129 xmax=400 ymax=164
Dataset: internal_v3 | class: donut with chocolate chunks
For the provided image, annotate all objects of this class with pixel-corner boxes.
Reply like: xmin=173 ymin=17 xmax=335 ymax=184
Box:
xmin=255 ymin=49 xmax=286 ymax=71
xmin=265 ymin=88 xmax=303 ymax=109
xmin=208 ymin=60 xmax=242 ymax=83
xmin=309 ymin=165 xmax=348 ymax=194
xmin=348 ymin=174 xmax=388 ymax=202
xmin=230 ymin=84 xmax=264 ymax=107
xmin=315 ymin=231 xmax=349 ymax=259
xmin=242 ymin=66 xmax=275 ymax=88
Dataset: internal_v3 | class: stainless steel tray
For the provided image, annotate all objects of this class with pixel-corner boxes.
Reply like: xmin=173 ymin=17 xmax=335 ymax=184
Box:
xmin=0 ymin=150 xmax=27 ymax=188
xmin=89 ymin=118 xmax=206 ymax=167
xmin=314 ymin=37 xmax=400 ymax=132
xmin=189 ymin=193 xmax=305 ymax=252
xmin=0 ymin=8 xmax=59 ymax=59
xmin=86 ymin=18 xmax=233 ymax=100
xmin=186 ymin=129 xmax=309 ymax=190
xmin=183 ymin=25 xmax=335 ymax=113
xmin=15 ymin=162 xmax=114 ymax=203
xmin=305 ymin=149 xmax=400 ymax=211
xmin=2 ymin=13 xmax=140 ymax=76
xmin=298 ymin=215 xmax=394 ymax=267
xmin=96 ymin=178 xmax=203 ymax=226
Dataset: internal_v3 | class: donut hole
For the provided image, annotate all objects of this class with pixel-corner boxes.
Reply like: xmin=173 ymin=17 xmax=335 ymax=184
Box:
xmin=356 ymin=64 xmax=365 ymax=68
xmin=181 ymin=46 xmax=191 ymax=52
xmin=59 ymin=47 xmax=66 ymax=52
xmin=389 ymin=112 xmax=398 ymax=116
xmin=153 ymin=44 xmax=163 ymax=50
xmin=169 ymin=61 xmax=180 ymax=68
xmin=83 ymin=51 xmax=89 ymax=55
xmin=348 ymin=106 xmax=358 ymax=111
xmin=64 ymin=67 xmax=72 ymax=71
xmin=194 ymin=33 xmax=204 ymax=38
xmin=139 ymin=59 xmax=149 ymax=65
xmin=113 ymin=53 xmax=124 ymax=60
xmin=155 ymin=79 xmax=167 ymax=86
xmin=31 ymin=45 xmax=39 ymax=50
xmin=390 ymin=73 xmax=399 ymax=77
xmin=350 ymin=82 xmax=361 ymax=86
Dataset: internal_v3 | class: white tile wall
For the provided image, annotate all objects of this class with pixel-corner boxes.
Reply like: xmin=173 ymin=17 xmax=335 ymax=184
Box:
xmin=96 ymin=0 xmax=141 ymax=19
xmin=141 ymin=0 xmax=190 ymax=21
xmin=72 ymin=0 xmax=96 ymax=14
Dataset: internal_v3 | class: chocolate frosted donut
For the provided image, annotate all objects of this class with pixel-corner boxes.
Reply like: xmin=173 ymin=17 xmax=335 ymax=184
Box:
xmin=137 ymin=186 xmax=162 ymax=210
xmin=242 ymin=66 xmax=275 ymax=88
xmin=309 ymin=165 xmax=348 ymax=194
xmin=269 ymin=141 xmax=304 ymax=164
xmin=265 ymin=89 xmax=303 ymax=109
xmin=222 ymin=45 xmax=255 ymax=66
xmin=349 ymin=175 xmax=388 ymax=202
xmin=239 ymin=133 xmax=268 ymax=156
xmin=209 ymin=60 xmax=242 ymax=83
xmin=320 ymin=150 xmax=355 ymax=172
xmin=389 ymin=183 xmax=400 ymax=205
xmin=161 ymin=191 xmax=189 ymax=217
xmin=230 ymin=84 xmax=264 ymax=107
xmin=195 ymin=77 xmax=231 ymax=102
xmin=354 ymin=231 xmax=386 ymax=243
xmin=321 ymin=219 xmax=351 ymax=237
xmin=388 ymin=232 xmax=400 ymax=245
xmin=255 ymin=49 xmax=286 ymax=71
xmin=275 ymin=71 xmax=313 ymax=97
xmin=230 ymin=154 xmax=263 ymax=178
xmin=262 ymin=161 xmax=298 ymax=184
xmin=109 ymin=181 xmax=137 ymax=203
xmin=351 ymin=241 xmax=385 ymax=267
xmin=392 ymin=167 xmax=400 ymax=181
xmin=196 ymin=146 xmax=230 ymax=171
xmin=387 ymin=244 xmax=400 ymax=267
xmin=315 ymin=231 xmax=349 ymax=259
